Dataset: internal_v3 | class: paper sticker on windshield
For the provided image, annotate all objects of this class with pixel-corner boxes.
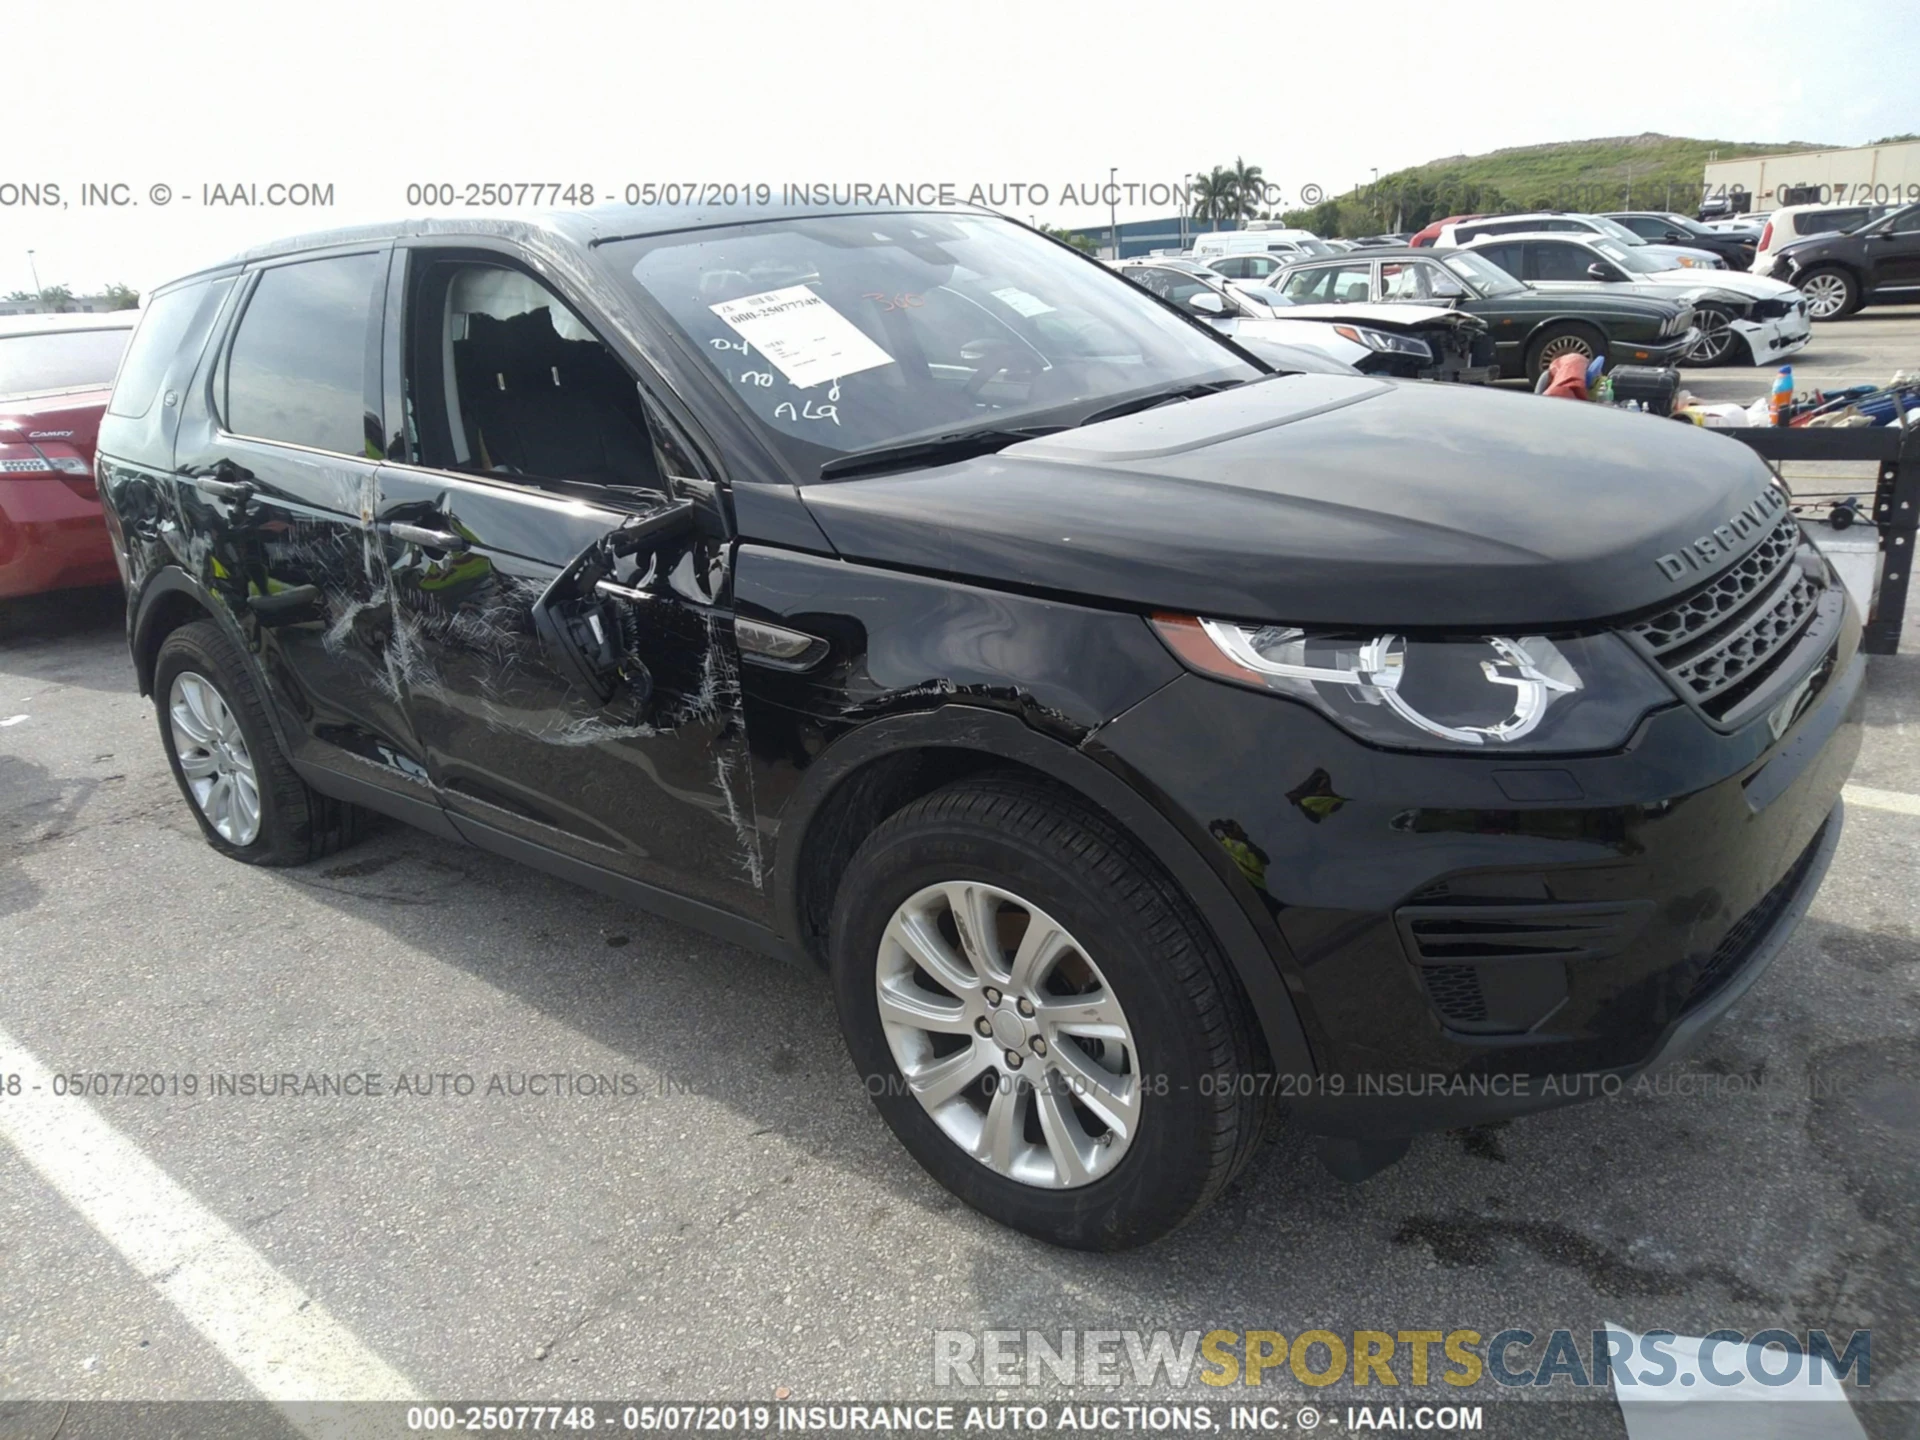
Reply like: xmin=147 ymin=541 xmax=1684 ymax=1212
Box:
xmin=991 ymin=287 xmax=1055 ymax=318
xmin=708 ymin=286 xmax=894 ymax=390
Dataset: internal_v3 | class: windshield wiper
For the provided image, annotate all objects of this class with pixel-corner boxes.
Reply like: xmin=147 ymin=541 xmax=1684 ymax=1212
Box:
xmin=1073 ymin=378 xmax=1255 ymax=430
xmin=816 ymin=424 xmax=1065 ymax=481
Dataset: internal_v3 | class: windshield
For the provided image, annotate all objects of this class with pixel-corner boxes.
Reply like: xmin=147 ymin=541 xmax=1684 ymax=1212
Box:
xmin=0 ymin=327 xmax=132 ymax=398
xmin=613 ymin=213 xmax=1256 ymax=475
xmin=1585 ymin=216 xmax=1648 ymax=245
xmin=1439 ymin=251 xmax=1526 ymax=296
xmin=1591 ymin=240 xmax=1664 ymax=273
xmin=1289 ymin=238 xmax=1337 ymax=258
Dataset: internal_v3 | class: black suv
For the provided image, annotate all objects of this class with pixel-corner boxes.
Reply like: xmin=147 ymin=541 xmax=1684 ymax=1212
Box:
xmin=1768 ymin=202 xmax=1920 ymax=318
xmin=97 ymin=205 xmax=1861 ymax=1250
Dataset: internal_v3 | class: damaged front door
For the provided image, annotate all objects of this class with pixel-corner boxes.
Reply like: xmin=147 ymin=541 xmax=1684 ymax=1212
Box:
xmin=373 ymin=466 xmax=763 ymax=913
xmin=376 ymin=245 xmax=779 ymax=913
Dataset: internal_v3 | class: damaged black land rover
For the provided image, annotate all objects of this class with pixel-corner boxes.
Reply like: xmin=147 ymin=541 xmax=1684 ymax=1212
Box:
xmin=96 ymin=205 xmax=1861 ymax=1250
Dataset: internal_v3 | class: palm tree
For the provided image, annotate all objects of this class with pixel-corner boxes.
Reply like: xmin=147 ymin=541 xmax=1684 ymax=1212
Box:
xmin=1229 ymin=157 xmax=1266 ymax=221
xmin=1189 ymin=167 xmax=1237 ymax=224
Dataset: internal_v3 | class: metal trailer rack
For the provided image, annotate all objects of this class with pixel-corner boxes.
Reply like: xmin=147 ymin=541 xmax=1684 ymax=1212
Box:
xmin=1722 ymin=423 xmax=1918 ymax=655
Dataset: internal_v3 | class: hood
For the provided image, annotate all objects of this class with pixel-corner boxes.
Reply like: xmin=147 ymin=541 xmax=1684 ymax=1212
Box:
xmin=1639 ymin=243 xmax=1724 ymax=268
xmin=1271 ymin=302 xmax=1469 ymax=329
xmin=794 ymin=375 xmax=1786 ymax=629
xmin=0 ymin=387 xmax=110 ymax=464
xmin=1639 ymin=270 xmax=1798 ymax=301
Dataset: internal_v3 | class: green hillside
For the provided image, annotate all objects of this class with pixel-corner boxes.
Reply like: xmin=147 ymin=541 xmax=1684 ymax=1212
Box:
xmin=1280 ymin=133 xmax=1835 ymax=237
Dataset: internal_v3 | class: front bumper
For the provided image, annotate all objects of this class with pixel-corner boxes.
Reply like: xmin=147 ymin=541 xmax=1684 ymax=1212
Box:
xmin=1731 ymin=312 xmax=1812 ymax=362
xmin=1093 ymin=608 xmax=1864 ymax=1140
xmin=1606 ymin=332 xmax=1695 ymax=369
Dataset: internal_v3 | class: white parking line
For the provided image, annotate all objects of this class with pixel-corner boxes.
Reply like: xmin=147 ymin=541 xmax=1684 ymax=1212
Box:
xmin=1842 ymin=783 xmax=1920 ymax=818
xmin=0 ymin=1022 xmax=419 ymax=1406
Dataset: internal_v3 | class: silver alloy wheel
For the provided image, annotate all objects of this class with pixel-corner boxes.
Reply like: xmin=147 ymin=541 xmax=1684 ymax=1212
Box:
xmin=168 ymin=671 xmax=261 ymax=845
xmin=1536 ymin=333 xmax=1595 ymax=371
xmin=1686 ymin=310 xmax=1738 ymax=364
xmin=876 ymin=881 xmax=1141 ymax=1188
xmin=1799 ymin=272 xmax=1849 ymax=320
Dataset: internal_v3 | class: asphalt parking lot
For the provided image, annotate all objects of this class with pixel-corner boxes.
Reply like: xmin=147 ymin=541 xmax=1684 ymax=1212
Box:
xmin=2 ymin=309 xmax=1917 ymax=1438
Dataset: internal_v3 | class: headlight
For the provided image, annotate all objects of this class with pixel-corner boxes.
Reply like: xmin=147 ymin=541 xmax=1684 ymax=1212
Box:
xmin=1330 ymin=324 xmax=1433 ymax=361
xmin=1151 ymin=617 xmax=1672 ymax=752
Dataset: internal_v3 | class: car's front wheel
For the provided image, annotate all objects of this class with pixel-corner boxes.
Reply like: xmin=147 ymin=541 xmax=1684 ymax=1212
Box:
xmin=830 ymin=775 xmax=1268 ymax=1250
xmin=1685 ymin=303 xmax=1746 ymax=366
xmin=153 ymin=620 xmax=362 ymax=865
xmin=1797 ymin=266 xmax=1859 ymax=320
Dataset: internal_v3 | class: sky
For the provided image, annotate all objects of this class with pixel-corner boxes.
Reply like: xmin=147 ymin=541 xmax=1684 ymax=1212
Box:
xmin=7 ymin=0 xmax=1916 ymax=296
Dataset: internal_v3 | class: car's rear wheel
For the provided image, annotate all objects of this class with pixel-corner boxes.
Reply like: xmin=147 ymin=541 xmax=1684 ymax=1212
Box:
xmin=1685 ymin=304 xmax=1745 ymax=366
xmin=153 ymin=620 xmax=362 ymax=865
xmin=1527 ymin=322 xmax=1604 ymax=382
xmin=1797 ymin=266 xmax=1859 ymax=320
xmin=830 ymin=774 xmax=1269 ymax=1250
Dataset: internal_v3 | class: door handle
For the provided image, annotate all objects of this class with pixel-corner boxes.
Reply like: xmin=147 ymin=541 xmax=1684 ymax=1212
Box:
xmin=382 ymin=521 xmax=469 ymax=552
xmin=193 ymin=474 xmax=253 ymax=503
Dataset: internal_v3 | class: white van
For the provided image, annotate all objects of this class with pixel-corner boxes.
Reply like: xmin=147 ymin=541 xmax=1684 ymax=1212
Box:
xmin=1189 ymin=229 xmax=1331 ymax=262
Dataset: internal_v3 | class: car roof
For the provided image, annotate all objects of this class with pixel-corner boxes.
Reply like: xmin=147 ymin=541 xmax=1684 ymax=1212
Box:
xmin=1279 ymin=247 xmax=1426 ymax=264
xmin=0 ymin=310 xmax=140 ymax=337
xmin=1463 ymin=230 xmax=1604 ymax=246
xmin=171 ymin=202 xmax=1001 ymax=287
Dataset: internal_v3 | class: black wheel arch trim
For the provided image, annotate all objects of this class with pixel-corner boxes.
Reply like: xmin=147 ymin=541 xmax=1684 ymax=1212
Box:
xmin=769 ymin=702 xmax=1319 ymax=1078
xmin=131 ymin=567 xmax=303 ymax=763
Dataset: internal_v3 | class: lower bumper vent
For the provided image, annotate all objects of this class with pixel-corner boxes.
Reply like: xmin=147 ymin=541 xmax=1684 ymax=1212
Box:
xmin=1396 ymin=899 xmax=1652 ymax=1035
xmin=1683 ymin=824 xmax=1827 ymax=1008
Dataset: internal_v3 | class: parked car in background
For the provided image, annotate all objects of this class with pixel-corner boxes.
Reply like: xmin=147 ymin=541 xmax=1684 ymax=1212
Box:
xmin=1206 ymin=253 xmax=1290 ymax=285
xmin=1462 ymin=233 xmax=1810 ymax=367
xmin=1409 ymin=214 xmax=1482 ymax=247
xmin=1766 ymin=201 xmax=1920 ymax=319
xmin=0 ymin=311 xmax=136 ymax=598
xmin=1749 ymin=203 xmax=1895 ymax=276
xmin=1350 ymin=233 xmax=1411 ymax=248
xmin=1603 ymin=212 xmax=1757 ymax=269
xmin=1269 ymin=247 xmax=1698 ymax=381
xmin=1435 ymin=213 xmax=1726 ymax=269
xmin=1116 ymin=260 xmax=1493 ymax=381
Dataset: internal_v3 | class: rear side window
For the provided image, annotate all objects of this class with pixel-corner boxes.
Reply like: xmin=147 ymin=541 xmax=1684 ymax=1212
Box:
xmin=108 ymin=279 xmax=226 ymax=419
xmin=1794 ymin=208 xmax=1869 ymax=236
xmin=1471 ymin=242 xmax=1524 ymax=277
xmin=1529 ymin=242 xmax=1597 ymax=282
xmin=0 ymin=327 xmax=131 ymax=398
xmin=224 ymin=253 xmax=382 ymax=455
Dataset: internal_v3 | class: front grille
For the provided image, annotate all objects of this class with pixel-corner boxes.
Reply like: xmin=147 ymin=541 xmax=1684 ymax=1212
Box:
xmin=1628 ymin=509 xmax=1827 ymax=719
xmin=1683 ymin=823 xmax=1826 ymax=1008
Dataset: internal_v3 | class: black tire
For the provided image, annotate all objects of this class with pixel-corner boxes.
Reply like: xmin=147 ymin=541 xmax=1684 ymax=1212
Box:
xmin=153 ymin=620 xmax=363 ymax=865
xmin=830 ymin=774 xmax=1268 ymax=1250
xmin=1526 ymin=322 xmax=1605 ymax=383
xmin=1796 ymin=265 xmax=1860 ymax=321
xmin=1686 ymin=303 xmax=1748 ymax=367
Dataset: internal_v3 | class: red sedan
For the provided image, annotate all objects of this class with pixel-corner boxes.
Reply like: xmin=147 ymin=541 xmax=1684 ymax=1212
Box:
xmin=0 ymin=311 xmax=135 ymax=598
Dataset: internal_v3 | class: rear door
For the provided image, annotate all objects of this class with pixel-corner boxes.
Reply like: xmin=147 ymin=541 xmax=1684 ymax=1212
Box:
xmin=170 ymin=246 xmax=433 ymax=804
xmin=1865 ymin=205 xmax=1920 ymax=293
xmin=373 ymin=245 xmax=763 ymax=915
